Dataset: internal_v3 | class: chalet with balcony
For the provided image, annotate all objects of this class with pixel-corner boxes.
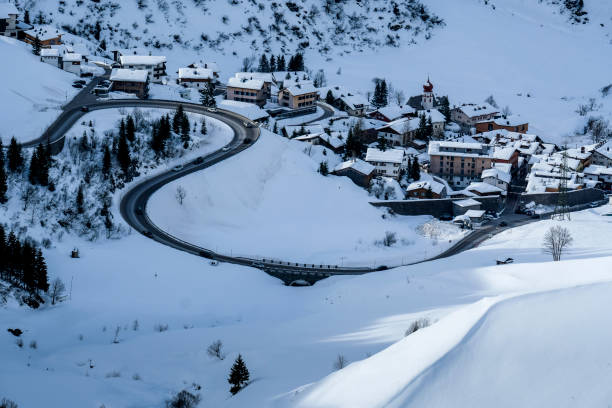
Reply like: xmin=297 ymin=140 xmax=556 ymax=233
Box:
xmin=110 ymin=68 xmax=149 ymax=99
xmin=119 ymin=55 xmax=167 ymax=83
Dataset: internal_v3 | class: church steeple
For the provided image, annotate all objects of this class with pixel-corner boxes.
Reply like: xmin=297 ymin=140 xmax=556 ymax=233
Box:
xmin=422 ymin=77 xmax=434 ymax=109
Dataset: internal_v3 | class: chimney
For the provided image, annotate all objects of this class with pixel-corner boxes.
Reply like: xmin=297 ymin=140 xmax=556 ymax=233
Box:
xmin=581 ymin=146 xmax=585 ymax=153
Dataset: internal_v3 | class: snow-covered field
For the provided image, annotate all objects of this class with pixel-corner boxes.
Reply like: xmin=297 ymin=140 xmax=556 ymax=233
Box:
xmin=147 ymin=130 xmax=464 ymax=267
xmin=0 ymin=37 xmax=78 ymax=144
xmin=3 ymin=202 xmax=612 ymax=407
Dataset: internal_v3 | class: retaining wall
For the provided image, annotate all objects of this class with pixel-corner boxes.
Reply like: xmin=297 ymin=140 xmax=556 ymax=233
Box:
xmin=370 ymin=195 xmax=503 ymax=217
xmin=520 ymin=188 xmax=606 ymax=207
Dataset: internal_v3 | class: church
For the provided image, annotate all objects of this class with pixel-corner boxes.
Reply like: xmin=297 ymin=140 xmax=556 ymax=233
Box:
xmin=407 ymin=77 xmax=440 ymax=110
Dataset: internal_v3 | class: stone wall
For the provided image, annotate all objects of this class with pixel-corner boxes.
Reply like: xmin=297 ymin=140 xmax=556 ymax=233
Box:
xmin=370 ymin=195 xmax=503 ymax=217
xmin=520 ymin=188 xmax=606 ymax=207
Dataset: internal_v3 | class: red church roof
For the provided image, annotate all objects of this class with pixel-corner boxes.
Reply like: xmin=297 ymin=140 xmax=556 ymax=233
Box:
xmin=423 ymin=78 xmax=434 ymax=93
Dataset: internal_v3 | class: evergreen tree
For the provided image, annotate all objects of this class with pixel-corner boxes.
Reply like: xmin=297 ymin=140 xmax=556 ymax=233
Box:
xmin=126 ymin=115 xmax=136 ymax=142
xmin=228 ymin=354 xmax=250 ymax=395
xmin=417 ymin=114 xmax=427 ymax=140
xmin=438 ymin=95 xmax=450 ymax=120
xmin=117 ymin=131 xmax=131 ymax=177
xmin=32 ymin=35 xmax=41 ymax=56
xmin=24 ymin=10 xmax=30 ymax=24
xmin=102 ymin=144 xmax=112 ymax=176
xmin=99 ymin=39 xmax=106 ymax=51
xmin=172 ymin=105 xmax=184 ymax=134
xmin=200 ymin=120 xmax=207 ymax=135
xmin=277 ymin=55 xmax=286 ymax=71
xmin=269 ymin=55 xmax=276 ymax=72
xmin=0 ymin=225 xmax=6 ymax=277
xmin=377 ymin=135 xmax=388 ymax=151
xmin=344 ymin=127 xmax=364 ymax=159
xmin=425 ymin=117 xmax=434 ymax=140
xmin=258 ymin=54 xmax=270 ymax=72
xmin=411 ymin=157 xmax=421 ymax=180
xmin=34 ymin=248 xmax=48 ymax=293
xmin=372 ymin=82 xmax=384 ymax=109
xmin=319 ymin=161 xmax=329 ymax=176
xmin=325 ymin=89 xmax=335 ymax=105
xmin=7 ymin=137 xmax=23 ymax=172
xmin=181 ymin=116 xmax=190 ymax=148
xmin=287 ymin=55 xmax=295 ymax=71
xmin=199 ymin=82 xmax=216 ymax=107
xmin=0 ymin=140 xmax=7 ymax=204
xmin=94 ymin=21 xmax=101 ymax=41
xmin=379 ymin=79 xmax=388 ymax=107
xmin=272 ymin=121 xmax=278 ymax=134
xmin=119 ymin=119 xmax=126 ymax=140
xmin=76 ymin=184 xmax=85 ymax=214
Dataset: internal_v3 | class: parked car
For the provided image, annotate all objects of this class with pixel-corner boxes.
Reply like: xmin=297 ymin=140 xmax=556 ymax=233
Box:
xmin=172 ymin=164 xmax=183 ymax=172
xmin=72 ymin=83 xmax=83 ymax=88
xmin=251 ymin=262 xmax=264 ymax=268
xmin=589 ymin=202 xmax=599 ymax=208
xmin=209 ymin=260 xmax=219 ymax=266
xmin=438 ymin=214 xmax=453 ymax=221
xmin=74 ymin=79 xmax=86 ymax=85
xmin=221 ymin=146 xmax=230 ymax=152
xmin=243 ymin=138 xmax=252 ymax=144
xmin=499 ymin=221 xmax=508 ymax=227
xmin=81 ymin=106 xmax=89 ymax=112
xmin=142 ymin=230 xmax=153 ymax=238
xmin=193 ymin=157 xmax=204 ymax=165
xmin=207 ymin=107 xmax=217 ymax=113
xmin=80 ymin=72 xmax=93 ymax=77
xmin=496 ymin=257 xmax=514 ymax=265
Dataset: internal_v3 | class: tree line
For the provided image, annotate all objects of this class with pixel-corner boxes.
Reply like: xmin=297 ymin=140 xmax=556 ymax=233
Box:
xmin=257 ymin=52 xmax=305 ymax=73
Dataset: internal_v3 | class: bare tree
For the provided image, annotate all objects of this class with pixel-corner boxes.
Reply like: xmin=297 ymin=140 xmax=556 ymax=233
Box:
xmin=393 ymin=89 xmax=406 ymax=106
xmin=207 ymin=340 xmax=225 ymax=360
xmin=543 ymin=225 xmax=573 ymax=261
xmin=175 ymin=186 xmax=186 ymax=205
xmin=332 ymin=354 xmax=348 ymax=370
xmin=501 ymin=105 xmax=512 ymax=117
xmin=49 ymin=277 xmax=66 ymax=305
xmin=382 ymin=231 xmax=397 ymax=247
xmin=484 ymin=95 xmax=498 ymax=108
xmin=241 ymin=55 xmax=255 ymax=72
xmin=112 ymin=326 xmax=121 ymax=344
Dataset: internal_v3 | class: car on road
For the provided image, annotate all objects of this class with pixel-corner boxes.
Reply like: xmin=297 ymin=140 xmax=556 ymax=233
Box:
xmin=251 ymin=262 xmax=265 ymax=268
xmin=589 ymin=202 xmax=599 ymax=208
xmin=74 ymin=80 xmax=86 ymax=85
xmin=193 ymin=157 xmax=204 ymax=165
xmin=243 ymin=138 xmax=252 ymax=144
xmin=81 ymin=106 xmax=90 ymax=112
xmin=243 ymin=121 xmax=256 ymax=128
xmin=143 ymin=230 xmax=153 ymax=238
xmin=172 ymin=164 xmax=183 ymax=172
xmin=135 ymin=206 xmax=143 ymax=215
xmin=499 ymin=221 xmax=508 ymax=227
xmin=207 ymin=107 xmax=217 ymax=113
xmin=221 ymin=146 xmax=230 ymax=152
xmin=72 ymin=83 xmax=84 ymax=88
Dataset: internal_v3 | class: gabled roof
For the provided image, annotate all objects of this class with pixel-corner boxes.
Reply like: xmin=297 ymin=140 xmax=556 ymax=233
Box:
xmin=454 ymin=198 xmax=481 ymax=207
xmin=482 ymin=168 xmax=511 ymax=184
xmin=416 ymin=108 xmax=446 ymax=123
xmin=0 ymin=2 xmax=18 ymax=18
xmin=218 ymin=100 xmax=269 ymax=121
xmin=120 ymin=55 xmax=166 ymax=66
xmin=283 ymin=82 xmax=318 ymax=96
xmin=333 ymin=159 xmax=375 ymax=176
xmin=375 ymin=105 xmax=415 ymax=120
xmin=595 ymin=140 xmax=612 ymax=160
xmin=407 ymin=180 xmax=445 ymax=194
xmin=227 ymin=77 xmax=264 ymax=90
xmin=365 ymin=147 xmax=405 ymax=164
xmin=178 ymin=67 xmax=213 ymax=80
xmin=465 ymin=209 xmax=486 ymax=218
xmin=62 ymin=53 xmax=82 ymax=62
xmin=492 ymin=146 xmax=517 ymax=161
xmin=40 ymin=48 xmax=60 ymax=57
xmin=467 ymin=182 xmax=504 ymax=195
xmin=454 ymin=103 xmax=499 ymax=118
xmin=110 ymin=68 xmax=148 ymax=83
xmin=235 ymin=72 xmax=273 ymax=83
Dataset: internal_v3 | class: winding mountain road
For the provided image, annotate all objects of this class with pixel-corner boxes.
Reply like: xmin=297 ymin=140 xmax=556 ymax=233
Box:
xmin=28 ymin=78 xmax=577 ymax=284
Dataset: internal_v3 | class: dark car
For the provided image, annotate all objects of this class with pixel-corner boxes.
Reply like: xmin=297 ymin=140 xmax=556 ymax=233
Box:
xmin=499 ymin=221 xmax=508 ymax=227
xmin=81 ymin=106 xmax=90 ymax=112
xmin=135 ymin=206 xmax=143 ymax=215
xmin=531 ymin=213 xmax=540 ymax=219
xmin=72 ymin=83 xmax=84 ymax=88
xmin=438 ymin=214 xmax=453 ymax=221
xmin=193 ymin=157 xmax=204 ymax=165
xmin=74 ymin=79 xmax=86 ymax=85
xmin=243 ymin=138 xmax=252 ymax=144
xmin=143 ymin=230 xmax=153 ymax=238
xmin=376 ymin=265 xmax=388 ymax=271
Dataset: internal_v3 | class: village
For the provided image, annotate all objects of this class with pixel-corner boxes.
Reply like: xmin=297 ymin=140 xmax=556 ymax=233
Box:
xmin=2 ymin=2 xmax=609 ymax=232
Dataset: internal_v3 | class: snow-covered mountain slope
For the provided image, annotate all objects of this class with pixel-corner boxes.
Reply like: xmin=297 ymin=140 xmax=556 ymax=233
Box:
xmin=0 ymin=37 xmax=78 ymax=144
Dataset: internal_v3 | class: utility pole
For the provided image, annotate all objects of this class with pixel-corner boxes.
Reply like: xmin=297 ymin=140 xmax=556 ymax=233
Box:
xmin=552 ymin=151 xmax=571 ymax=221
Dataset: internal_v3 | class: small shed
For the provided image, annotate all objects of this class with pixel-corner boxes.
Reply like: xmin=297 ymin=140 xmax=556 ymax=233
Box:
xmin=332 ymin=159 xmax=375 ymax=188
xmin=453 ymin=198 xmax=481 ymax=216
xmin=464 ymin=209 xmax=486 ymax=223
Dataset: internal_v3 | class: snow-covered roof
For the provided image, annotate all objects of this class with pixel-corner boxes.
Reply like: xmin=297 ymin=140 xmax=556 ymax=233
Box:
xmin=478 ymin=115 xmax=527 ymax=127
xmin=429 ymin=141 xmax=490 ymax=158
xmin=438 ymin=141 xmax=483 ymax=150
xmin=454 ymin=198 xmax=481 ymax=207
xmin=595 ymin=140 xmax=612 ymax=159
xmin=24 ymin=25 xmax=62 ymax=39
xmin=178 ymin=67 xmax=213 ymax=80
xmin=284 ymin=124 xmax=324 ymax=136
xmin=294 ymin=133 xmax=323 ymax=141
xmin=340 ymin=93 xmax=369 ymax=110
xmin=365 ymin=147 xmax=405 ymax=164
xmin=62 ymin=53 xmax=82 ymax=62
xmin=120 ymin=55 xmax=166 ymax=66
xmin=320 ymin=85 xmax=368 ymax=111
xmin=219 ymin=100 xmax=269 ymax=121
xmin=333 ymin=159 xmax=375 ymax=175
xmin=110 ymin=68 xmax=148 ymax=83
xmin=377 ymin=117 xmax=419 ymax=134
xmin=227 ymin=76 xmax=264 ymax=90
xmin=416 ymin=108 xmax=446 ymax=123
xmin=482 ymin=167 xmax=511 ymax=184
xmin=467 ymin=182 xmax=504 ymax=195
xmin=235 ymin=72 xmax=273 ymax=83
xmin=583 ymin=164 xmax=612 ymax=177
xmin=454 ymin=103 xmax=498 ymax=117
xmin=0 ymin=2 xmax=18 ymax=18
xmin=465 ymin=209 xmax=486 ymax=218
xmin=273 ymin=71 xmax=308 ymax=83
xmin=375 ymin=105 xmax=415 ymax=120
xmin=284 ymin=82 xmax=318 ymax=96
xmin=407 ymin=180 xmax=445 ymax=195
xmin=40 ymin=48 xmax=60 ymax=57
xmin=492 ymin=146 xmax=516 ymax=161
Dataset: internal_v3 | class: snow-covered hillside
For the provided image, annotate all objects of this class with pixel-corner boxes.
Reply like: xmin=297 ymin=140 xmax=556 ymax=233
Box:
xmin=0 ymin=36 xmax=78 ymax=144
xmin=147 ymin=129 xmax=464 ymax=266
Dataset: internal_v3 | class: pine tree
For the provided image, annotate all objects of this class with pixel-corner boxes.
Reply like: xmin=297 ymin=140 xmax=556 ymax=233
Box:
xmin=277 ymin=55 xmax=286 ymax=71
xmin=119 ymin=119 xmax=126 ymax=140
xmin=7 ymin=137 xmax=23 ymax=172
xmin=272 ymin=121 xmax=278 ymax=134
xmin=417 ymin=114 xmax=427 ymax=140
xmin=181 ymin=116 xmax=190 ymax=148
xmin=377 ymin=135 xmax=388 ymax=151
xmin=0 ymin=140 xmax=7 ymax=204
xmin=411 ymin=157 xmax=421 ymax=180
xmin=99 ymin=39 xmax=107 ymax=51
xmin=287 ymin=55 xmax=295 ymax=72
xmin=117 ymin=131 xmax=131 ymax=177
xmin=94 ymin=21 xmax=101 ymax=41
xmin=228 ymin=354 xmax=250 ymax=395
xmin=439 ymin=95 xmax=450 ymax=120
xmin=76 ymin=184 xmax=85 ymax=214
xmin=28 ymin=149 xmax=39 ymax=185
xmin=325 ymin=90 xmax=335 ymax=105
xmin=126 ymin=115 xmax=136 ymax=142
xmin=425 ymin=117 xmax=433 ymax=140
xmin=379 ymin=80 xmax=388 ymax=107
xmin=32 ymin=35 xmax=41 ymax=56
xmin=372 ymin=82 xmax=383 ymax=109
xmin=200 ymin=119 xmax=207 ymax=135
xmin=269 ymin=55 xmax=276 ymax=72
xmin=199 ymin=82 xmax=216 ymax=107
xmin=34 ymin=248 xmax=48 ymax=294
xmin=173 ymin=105 xmax=184 ymax=134
xmin=258 ymin=54 xmax=270 ymax=72
xmin=102 ymin=144 xmax=112 ymax=176
xmin=24 ymin=10 xmax=30 ymax=24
